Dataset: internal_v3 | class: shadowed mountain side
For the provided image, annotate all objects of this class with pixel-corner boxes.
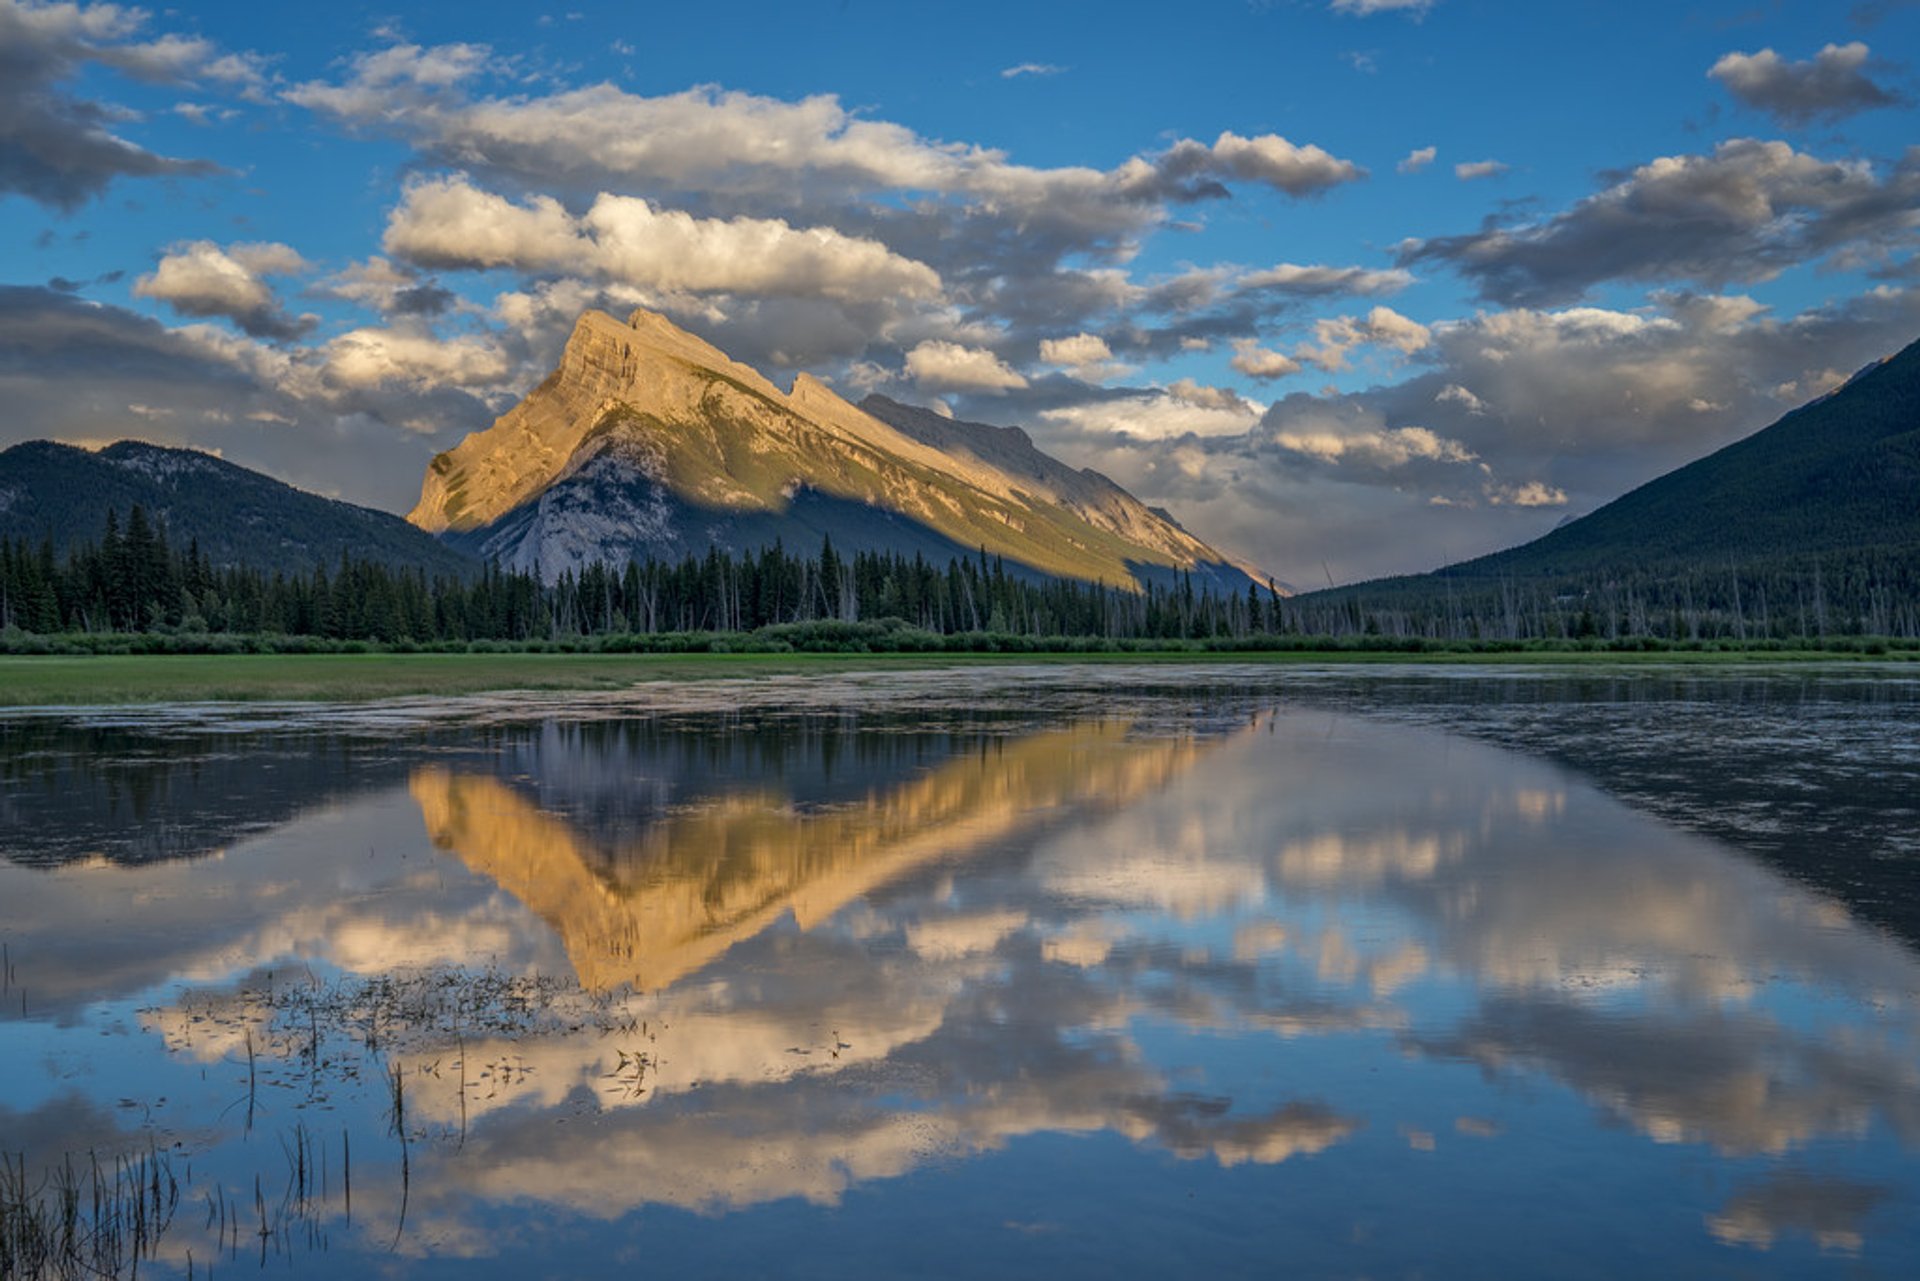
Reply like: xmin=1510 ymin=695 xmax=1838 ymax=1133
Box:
xmin=410 ymin=309 xmax=1254 ymax=589
xmin=1301 ymin=334 xmax=1920 ymax=613
xmin=442 ymin=450 xmax=1054 ymax=585
xmin=444 ymin=445 xmax=1260 ymax=593
xmin=409 ymin=721 xmax=1207 ymax=991
xmin=0 ymin=440 xmax=475 ymax=577
xmin=1459 ymin=339 xmax=1920 ymax=577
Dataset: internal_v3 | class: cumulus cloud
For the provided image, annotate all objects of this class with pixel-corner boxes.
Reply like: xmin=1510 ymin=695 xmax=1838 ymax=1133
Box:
xmin=1485 ymin=479 xmax=1567 ymax=507
xmin=1166 ymin=379 xmax=1257 ymax=415
xmin=1039 ymin=333 xmax=1113 ymax=367
xmin=318 ymin=257 xmax=458 ymax=317
xmin=1040 ymin=389 xmax=1260 ymax=440
xmin=1398 ymin=146 xmax=1437 ymax=173
xmin=323 ymin=325 xmax=513 ymax=392
xmin=383 ymin=175 xmax=942 ymax=305
xmin=282 ymin=41 xmax=1374 ymax=365
xmin=1132 ymin=130 xmax=1367 ymax=200
xmin=1040 ymin=332 xmax=1132 ymax=382
xmin=0 ymin=0 xmax=227 ymax=209
xmin=290 ymin=58 xmax=1361 ymax=254
xmin=905 ymin=341 xmax=1029 ymax=393
xmin=132 ymin=241 xmax=316 ymax=340
xmin=1296 ymin=306 xmax=1432 ymax=371
xmin=1709 ymin=42 xmax=1904 ymax=126
xmin=1454 ymin=159 xmax=1509 ymax=181
xmin=284 ymin=42 xmax=493 ymax=118
xmin=1401 ymin=139 xmax=1920 ymax=305
xmin=1436 ymin=383 xmax=1487 ymax=415
xmin=1230 ymin=339 xmax=1303 ymax=380
xmin=1272 ymin=422 xmax=1476 ymax=468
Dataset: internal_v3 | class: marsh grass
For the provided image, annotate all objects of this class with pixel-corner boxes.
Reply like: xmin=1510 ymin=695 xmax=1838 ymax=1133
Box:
xmin=0 ymin=1146 xmax=177 ymax=1280
xmin=3 ymin=963 xmax=632 ymax=1278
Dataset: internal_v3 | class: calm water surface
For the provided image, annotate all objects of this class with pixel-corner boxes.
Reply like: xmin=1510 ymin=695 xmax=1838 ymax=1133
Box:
xmin=2 ymin=665 xmax=1918 ymax=1278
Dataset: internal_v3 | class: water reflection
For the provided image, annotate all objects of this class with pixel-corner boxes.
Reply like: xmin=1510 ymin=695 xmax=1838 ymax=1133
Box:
xmin=1 ymin=681 xmax=1917 ymax=1275
xmin=411 ymin=720 xmax=1203 ymax=991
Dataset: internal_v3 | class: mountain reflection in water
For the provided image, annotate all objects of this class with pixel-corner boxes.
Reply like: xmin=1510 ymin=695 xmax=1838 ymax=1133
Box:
xmin=0 ymin=680 xmax=1916 ymax=1277
xmin=410 ymin=720 xmax=1201 ymax=991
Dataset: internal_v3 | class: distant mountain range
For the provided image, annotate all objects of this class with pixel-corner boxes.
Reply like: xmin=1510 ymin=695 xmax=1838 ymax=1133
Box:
xmin=0 ymin=439 xmax=472 ymax=577
xmin=407 ymin=308 xmax=1263 ymax=591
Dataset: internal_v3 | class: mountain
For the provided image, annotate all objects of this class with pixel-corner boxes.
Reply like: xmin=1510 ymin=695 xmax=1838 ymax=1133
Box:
xmin=408 ymin=308 xmax=1260 ymax=590
xmin=1310 ymin=335 xmax=1920 ymax=615
xmin=0 ymin=439 xmax=475 ymax=577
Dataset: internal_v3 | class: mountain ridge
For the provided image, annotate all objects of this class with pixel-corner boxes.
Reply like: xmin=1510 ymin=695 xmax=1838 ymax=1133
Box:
xmin=0 ymin=439 xmax=475 ymax=578
xmin=408 ymin=308 xmax=1261 ymax=590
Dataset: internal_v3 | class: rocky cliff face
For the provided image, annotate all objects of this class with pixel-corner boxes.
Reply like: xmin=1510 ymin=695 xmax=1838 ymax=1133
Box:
xmin=409 ymin=308 xmax=1258 ymax=588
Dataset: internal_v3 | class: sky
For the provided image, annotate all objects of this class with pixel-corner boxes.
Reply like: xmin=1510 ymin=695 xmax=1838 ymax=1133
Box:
xmin=3 ymin=0 xmax=1918 ymax=586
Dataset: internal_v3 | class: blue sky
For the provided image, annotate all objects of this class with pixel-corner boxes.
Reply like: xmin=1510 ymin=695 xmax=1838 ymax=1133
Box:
xmin=3 ymin=0 xmax=1918 ymax=584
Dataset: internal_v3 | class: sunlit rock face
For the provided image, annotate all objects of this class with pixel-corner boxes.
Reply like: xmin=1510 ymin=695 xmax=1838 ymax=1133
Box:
xmin=407 ymin=308 xmax=1254 ymax=588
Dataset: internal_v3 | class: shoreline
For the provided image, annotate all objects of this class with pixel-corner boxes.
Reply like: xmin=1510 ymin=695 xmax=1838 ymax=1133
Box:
xmin=2 ymin=647 xmax=1913 ymax=706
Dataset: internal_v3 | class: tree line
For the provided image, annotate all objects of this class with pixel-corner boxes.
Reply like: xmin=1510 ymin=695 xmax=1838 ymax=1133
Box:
xmin=0 ymin=505 xmax=1913 ymax=646
xmin=0 ymin=504 xmax=1285 ymax=643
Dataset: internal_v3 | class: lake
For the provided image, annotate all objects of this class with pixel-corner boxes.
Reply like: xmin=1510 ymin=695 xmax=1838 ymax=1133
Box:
xmin=2 ymin=664 xmax=1918 ymax=1278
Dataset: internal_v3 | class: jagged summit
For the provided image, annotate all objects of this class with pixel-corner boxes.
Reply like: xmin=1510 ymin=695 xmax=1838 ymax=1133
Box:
xmin=409 ymin=308 xmax=1259 ymax=589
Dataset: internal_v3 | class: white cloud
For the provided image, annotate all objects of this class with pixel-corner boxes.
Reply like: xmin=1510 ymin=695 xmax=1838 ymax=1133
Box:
xmin=1709 ymin=42 xmax=1903 ymax=126
xmin=1166 ymin=379 xmax=1257 ymax=414
xmin=1485 ymin=479 xmax=1567 ymax=507
xmin=1000 ymin=63 xmax=1065 ymax=79
xmin=322 ymin=325 xmax=512 ymax=391
xmin=1436 ymin=383 xmax=1487 ymax=415
xmin=905 ymin=341 xmax=1029 ymax=393
xmin=1238 ymin=263 xmax=1413 ymax=296
xmin=1358 ymin=305 xmax=1432 ymax=353
xmin=1040 ymin=332 xmax=1133 ymax=382
xmin=1040 ymin=333 xmax=1113 ymax=367
xmin=1297 ymin=306 xmax=1431 ymax=371
xmin=383 ymin=175 xmax=942 ymax=305
xmin=1040 ymin=390 xmax=1260 ymax=440
xmin=1135 ymin=130 xmax=1366 ymax=200
xmin=1454 ymin=159 xmax=1509 ymax=181
xmin=1331 ymin=0 xmax=1436 ymax=15
xmin=1273 ymin=424 xmax=1475 ymax=466
xmin=1398 ymin=146 xmax=1437 ymax=174
xmin=1656 ymin=290 xmax=1769 ymax=334
xmin=1230 ymin=339 xmax=1303 ymax=380
xmin=280 ymin=42 xmax=1375 ymax=367
xmin=133 ymin=240 xmax=315 ymax=339
xmin=284 ymin=41 xmax=492 ymax=118
xmin=318 ymin=257 xmax=458 ymax=317
xmin=291 ymin=63 xmax=1362 ymax=266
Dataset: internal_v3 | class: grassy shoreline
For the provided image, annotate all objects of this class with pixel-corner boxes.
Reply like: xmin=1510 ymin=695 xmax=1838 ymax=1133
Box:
xmin=0 ymin=646 xmax=1912 ymax=706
